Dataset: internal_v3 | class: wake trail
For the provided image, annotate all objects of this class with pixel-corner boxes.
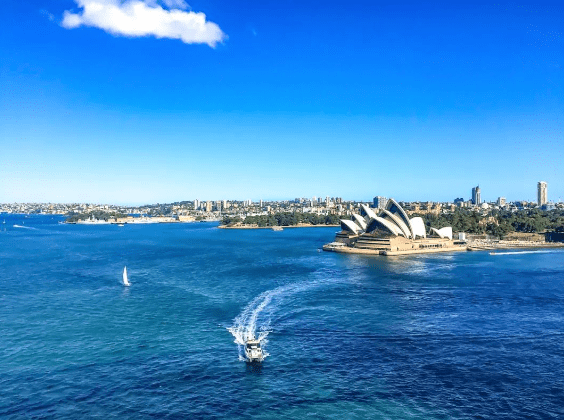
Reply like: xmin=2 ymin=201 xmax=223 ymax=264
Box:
xmin=491 ymin=250 xmax=554 ymax=255
xmin=227 ymin=270 xmax=342 ymax=361
xmin=13 ymin=225 xmax=38 ymax=230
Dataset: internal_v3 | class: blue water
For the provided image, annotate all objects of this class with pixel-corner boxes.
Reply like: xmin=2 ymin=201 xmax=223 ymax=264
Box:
xmin=1 ymin=215 xmax=563 ymax=419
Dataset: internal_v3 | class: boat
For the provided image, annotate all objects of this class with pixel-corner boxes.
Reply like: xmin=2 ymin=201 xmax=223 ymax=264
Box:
xmin=122 ymin=266 xmax=130 ymax=286
xmin=244 ymin=338 xmax=265 ymax=363
xmin=118 ymin=224 xmax=125 ymax=227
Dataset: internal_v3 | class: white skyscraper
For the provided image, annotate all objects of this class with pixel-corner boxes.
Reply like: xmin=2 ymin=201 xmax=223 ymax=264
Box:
xmin=194 ymin=199 xmax=200 ymax=210
xmin=472 ymin=186 xmax=481 ymax=205
xmin=373 ymin=196 xmax=388 ymax=210
xmin=538 ymin=181 xmax=547 ymax=206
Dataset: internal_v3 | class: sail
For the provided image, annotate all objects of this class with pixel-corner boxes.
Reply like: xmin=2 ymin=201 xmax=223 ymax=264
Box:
xmin=123 ymin=266 xmax=130 ymax=286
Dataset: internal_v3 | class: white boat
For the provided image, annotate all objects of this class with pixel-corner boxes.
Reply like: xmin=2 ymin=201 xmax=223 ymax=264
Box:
xmin=122 ymin=266 xmax=130 ymax=286
xmin=117 ymin=224 xmax=125 ymax=227
xmin=244 ymin=338 xmax=264 ymax=363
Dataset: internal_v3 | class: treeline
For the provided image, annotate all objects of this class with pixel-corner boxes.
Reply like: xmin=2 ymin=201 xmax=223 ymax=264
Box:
xmin=417 ymin=209 xmax=564 ymax=236
xmin=66 ymin=211 xmax=128 ymax=223
xmin=221 ymin=212 xmax=341 ymax=227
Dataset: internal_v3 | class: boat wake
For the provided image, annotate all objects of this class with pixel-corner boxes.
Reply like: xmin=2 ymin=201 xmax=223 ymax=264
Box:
xmin=491 ymin=250 xmax=554 ymax=256
xmin=13 ymin=224 xmax=37 ymax=230
xmin=227 ymin=271 xmax=342 ymax=361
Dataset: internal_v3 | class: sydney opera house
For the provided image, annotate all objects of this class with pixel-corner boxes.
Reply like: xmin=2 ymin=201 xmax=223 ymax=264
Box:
xmin=324 ymin=198 xmax=464 ymax=256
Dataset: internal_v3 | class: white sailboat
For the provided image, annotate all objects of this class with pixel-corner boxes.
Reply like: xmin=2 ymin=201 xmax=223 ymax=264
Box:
xmin=122 ymin=266 xmax=130 ymax=286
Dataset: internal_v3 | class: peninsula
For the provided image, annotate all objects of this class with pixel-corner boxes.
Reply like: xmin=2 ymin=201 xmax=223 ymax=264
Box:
xmin=323 ymin=198 xmax=564 ymax=256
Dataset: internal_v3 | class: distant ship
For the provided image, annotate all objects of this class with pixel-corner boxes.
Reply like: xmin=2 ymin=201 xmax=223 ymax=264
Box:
xmin=244 ymin=338 xmax=264 ymax=363
xmin=122 ymin=266 xmax=130 ymax=286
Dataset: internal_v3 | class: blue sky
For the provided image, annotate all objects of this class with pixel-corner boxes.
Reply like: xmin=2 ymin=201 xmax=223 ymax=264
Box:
xmin=1 ymin=0 xmax=562 ymax=205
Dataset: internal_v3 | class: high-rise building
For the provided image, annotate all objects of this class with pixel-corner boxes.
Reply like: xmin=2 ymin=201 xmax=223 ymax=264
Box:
xmin=373 ymin=196 xmax=388 ymax=210
xmin=194 ymin=199 xmax=200 ymax=210
xmin=205 ymin=201 xmax=212 ymax=212
xmin=538 ymin=181 xmax=547 ymax=206
xmin=471 ymin=186 xmax=481 ymax=205
xmin=497 ymin=197 xmax=506 ymax=206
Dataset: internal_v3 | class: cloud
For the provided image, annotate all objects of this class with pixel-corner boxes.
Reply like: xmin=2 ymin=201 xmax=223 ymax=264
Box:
xmin=61 ymin=0 xmax=226 ymax=47
xmin=40 ymin=9 xmax=55 ymax=21
xmin=161 ymin=0 xmax=188 ymax=10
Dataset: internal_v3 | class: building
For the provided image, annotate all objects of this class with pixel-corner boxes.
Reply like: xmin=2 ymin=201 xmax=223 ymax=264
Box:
xmin=497 ymin=197 xmax=506 ymax=206
xmin=205 ymin=201 xmax=213 ymax=212
xmin=325 ymin=198 xmax=462 ymax=256
xmin=538 ymin=181 xmax=547 ymax=206
xmin=194 ymin=199 xmax=200 ymax=210
xmin=472 ymin=186 xmax=481 ymax=205
xmin=373 ymin=196 xmax=388 ymax=210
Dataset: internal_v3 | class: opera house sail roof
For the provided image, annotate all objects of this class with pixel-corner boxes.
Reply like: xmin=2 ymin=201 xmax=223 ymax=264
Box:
xmin=326 ymin=197 xmax=463 ymax=256
xmin=338 ymin=198 xmax=453 ymax=241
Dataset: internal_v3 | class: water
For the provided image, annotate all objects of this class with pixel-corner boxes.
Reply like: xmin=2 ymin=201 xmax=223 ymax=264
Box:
xmin=1 ymin=215 xmax=563 ymax=419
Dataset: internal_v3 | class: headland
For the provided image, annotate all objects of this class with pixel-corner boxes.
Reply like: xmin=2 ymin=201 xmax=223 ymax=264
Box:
xmin=324 ymin=198 xmax=564 ymax=257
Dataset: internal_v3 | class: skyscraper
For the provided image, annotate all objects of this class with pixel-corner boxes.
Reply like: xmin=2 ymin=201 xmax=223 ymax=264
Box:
xmin=471 ymin=186 xmax=481 ymax=205
xmin=373 ymin=196 xmax=388 ymax=210
xmin=538 ymin=181 xmax=548 ymax=206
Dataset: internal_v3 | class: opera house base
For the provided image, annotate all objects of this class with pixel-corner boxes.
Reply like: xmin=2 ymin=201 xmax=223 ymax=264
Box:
xmin=323 ymin=236 xmax=467 ymax=256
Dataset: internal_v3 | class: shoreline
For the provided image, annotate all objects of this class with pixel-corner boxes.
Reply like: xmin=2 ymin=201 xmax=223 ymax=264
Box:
xmin=324 ymin=240 xmax=564 ymax=257
xmin=218 ymin=224 xmax=339 ymax=229
xmin=322 ymin=244 xmax=467 ymax=256
xmin=466 ymin=241 xmax=564 ymax=251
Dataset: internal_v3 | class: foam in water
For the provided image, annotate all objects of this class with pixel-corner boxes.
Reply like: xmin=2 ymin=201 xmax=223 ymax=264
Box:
xmin=491 ymin=250 xmax=553 ymax=255
xmin=227 ymin=273 xmax=341 ymax=361
xmin=13 ymin=224 xmax=37 ymax=230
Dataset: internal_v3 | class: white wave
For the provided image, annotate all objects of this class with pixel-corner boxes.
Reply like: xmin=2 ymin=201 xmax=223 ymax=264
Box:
xmin=13 ymin=224 xmax=37 ymax=230
xmin=490 ymin=250 xmax=554 ymax=256
xmin=227 ymin=272 xmax=342 ymax=361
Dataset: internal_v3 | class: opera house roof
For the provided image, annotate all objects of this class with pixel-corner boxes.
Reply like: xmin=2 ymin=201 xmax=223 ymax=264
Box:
xmin=341 ymin=198 xmax=453 ymax=240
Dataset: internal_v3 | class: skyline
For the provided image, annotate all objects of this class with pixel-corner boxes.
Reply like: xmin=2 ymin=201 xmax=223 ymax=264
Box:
xmin=1 ymin=1 xmax=563 ymax=205
xmin=0 ymin=178 xmax=560 ymax=207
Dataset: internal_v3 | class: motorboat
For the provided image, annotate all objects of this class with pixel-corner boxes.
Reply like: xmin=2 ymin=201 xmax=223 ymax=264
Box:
xmin=244 ymin=338 xmax=264 ymax=363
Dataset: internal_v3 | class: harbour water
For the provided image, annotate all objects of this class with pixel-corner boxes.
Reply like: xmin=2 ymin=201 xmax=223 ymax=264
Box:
xmin=1 ymin=215 xmax=563 ymax=419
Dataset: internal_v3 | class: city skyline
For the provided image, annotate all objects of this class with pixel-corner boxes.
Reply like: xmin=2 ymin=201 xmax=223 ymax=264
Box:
xmin=2 ymin=1 xmax=563 ymax=204
xmin=1 ymin=179 xmax=560 ymax=207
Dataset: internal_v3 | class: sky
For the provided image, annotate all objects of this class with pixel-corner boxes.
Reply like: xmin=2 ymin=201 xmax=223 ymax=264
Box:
xmin=1 ymin=0 xmax=562 ymax=205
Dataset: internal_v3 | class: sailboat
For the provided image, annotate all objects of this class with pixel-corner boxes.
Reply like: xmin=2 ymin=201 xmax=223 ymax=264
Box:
xmin=122 ymin=266 xmax=130 ymax=286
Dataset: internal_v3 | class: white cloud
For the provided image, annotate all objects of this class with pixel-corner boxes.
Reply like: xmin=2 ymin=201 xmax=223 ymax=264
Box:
xmin=61 ymin=0 xmax=226 ymax=47
xmin=161 ymin=0 xmax=188 ymax=10
xmin=40 ymin=9 xmax=56 ymax=21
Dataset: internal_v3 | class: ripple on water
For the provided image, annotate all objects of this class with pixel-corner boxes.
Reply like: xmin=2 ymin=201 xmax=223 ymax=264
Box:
xmin=1 ymin=218 xmax=564 ymax=419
